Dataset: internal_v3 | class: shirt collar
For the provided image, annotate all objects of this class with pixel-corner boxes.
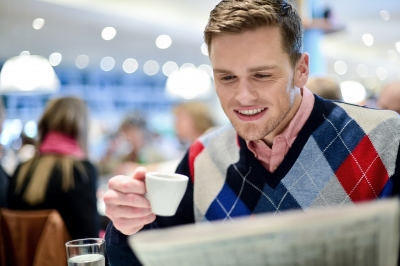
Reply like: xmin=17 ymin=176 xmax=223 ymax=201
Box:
xmin=246 ymin=87 xmax=315 ymax=154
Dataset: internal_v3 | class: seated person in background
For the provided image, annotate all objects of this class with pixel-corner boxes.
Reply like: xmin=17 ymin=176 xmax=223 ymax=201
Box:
xmin=173 ymin=101 xmax=216 ymax=148
xmin=114 ymin=102 xmax=216 ymax=174
xmin=99 ymin=112 xmax=153 ymax=176
xmin=306 ymin=76 xmax=342 ymax=101
xmin=103 ymin=1 xmax=400 ymax=264
xmin=377 ymin=81 xmax=400 ymax=114
xmin=7 ymin=97 xmax=100 ymax=240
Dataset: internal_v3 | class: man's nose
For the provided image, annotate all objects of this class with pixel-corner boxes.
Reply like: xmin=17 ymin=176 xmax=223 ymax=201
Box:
xmin=234 ymin=79 xmax=257 ymax=104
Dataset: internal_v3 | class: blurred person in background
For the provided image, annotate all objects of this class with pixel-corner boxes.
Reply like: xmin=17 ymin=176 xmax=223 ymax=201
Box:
xmin=16 ymin=132 xmax=36 ymax=164
xmin=113 ymin=102 xmax=216 ymax=174
xmin=377 ymin=82 xmax=400 ymax=114
xmin=306 ymin=76 xmax=342 ymax=101
xmin=143 ymin=101 xmax=217 ymax=173
xmin=0 ymin=97 xmax=10 ymax=208
xmin=98 ymin=112 xmax=159 ymax=176
xmin=173 ymin=101 xmax=216 ymax=148
xmin=7 ymin=97 xmax=100 ymax=239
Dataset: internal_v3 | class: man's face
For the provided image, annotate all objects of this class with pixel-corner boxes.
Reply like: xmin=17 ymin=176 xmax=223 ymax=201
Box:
xmin=209 ymin=26 xmax=304 ymax=142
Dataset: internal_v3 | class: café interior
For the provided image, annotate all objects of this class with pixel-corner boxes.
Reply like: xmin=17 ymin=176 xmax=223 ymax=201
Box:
xmin=0 ymin=0 xmax=399 ymax=264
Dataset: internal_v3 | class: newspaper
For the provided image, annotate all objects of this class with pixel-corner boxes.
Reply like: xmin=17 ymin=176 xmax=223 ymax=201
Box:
xmin=129 ymin=198 xmax=400 ymax=266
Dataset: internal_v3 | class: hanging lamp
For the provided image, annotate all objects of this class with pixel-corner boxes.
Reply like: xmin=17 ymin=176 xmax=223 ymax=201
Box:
xmin=0 ymin=52 xmax=60 ymax=94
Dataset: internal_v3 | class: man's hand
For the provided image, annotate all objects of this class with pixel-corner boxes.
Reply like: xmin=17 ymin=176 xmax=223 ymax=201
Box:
xmin=103 ymin=167 xmax=156 ymax=235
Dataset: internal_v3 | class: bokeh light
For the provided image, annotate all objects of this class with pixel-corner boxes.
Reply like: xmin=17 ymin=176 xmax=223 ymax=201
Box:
xmin=32 ymin=18 xmax=45 ymax=30
xmin=376 ymin=67 xmax=387 ymax=80
xmin=123 ymin=58 xmax=138 ymax=73
xmin=49 ymin=52 xmax=62 ymax=66
xmin=162 ymin=61 xmax=179 ymax=76
xmin=75 ymin=55 xmax=89 ymax=69
xmin=334 ymin=61 xmax=347 ymax=75
xmin=356 ymin=64 xmax=368 ymax=78
xmin=340 ymin=81 xmax=367 ymax=104
xmin=143 ymin=60 xmax=160 ymax=76
xmin=201 ymin=43 xmax=208 ymax=56
xmin=362 ymin=34 xmax=374 ymax=46
xmin=100 ymin=56 xmax=115 ymax=71
xmin=198 ymin=64 xmax=213 ymax=78
xmin=102 ymin=27 xmax=117 ymax=40
xmin=380 ymin=10 xmax=390 ymax=21
xmin=156 ymin=35 xmax=172 ymax=49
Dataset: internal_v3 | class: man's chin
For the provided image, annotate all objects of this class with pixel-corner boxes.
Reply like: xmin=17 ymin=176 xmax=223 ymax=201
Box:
xmin=232 ymin=124 xmax=267 ymax=142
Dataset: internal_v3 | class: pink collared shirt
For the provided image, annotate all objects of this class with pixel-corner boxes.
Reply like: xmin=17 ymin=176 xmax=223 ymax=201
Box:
xmin=247 ymin=87 xmax=315 ymax=173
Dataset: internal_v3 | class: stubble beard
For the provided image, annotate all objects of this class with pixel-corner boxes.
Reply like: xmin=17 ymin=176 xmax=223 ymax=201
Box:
xmin=229 ymin=98 xmax=292 ymax=141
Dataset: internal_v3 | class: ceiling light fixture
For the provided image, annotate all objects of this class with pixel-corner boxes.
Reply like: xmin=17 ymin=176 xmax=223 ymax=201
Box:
xmin=166 ymin=68 xmax=212 ymax=100
xmin=0 ymin=54 xmax=60 ymax=94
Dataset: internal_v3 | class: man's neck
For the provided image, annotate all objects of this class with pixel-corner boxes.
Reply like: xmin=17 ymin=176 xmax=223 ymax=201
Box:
xmin=262 ymin=89 xmax=303 ymax=147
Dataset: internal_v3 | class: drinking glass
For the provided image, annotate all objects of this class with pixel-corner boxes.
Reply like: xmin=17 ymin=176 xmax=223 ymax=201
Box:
xmin=65 ymin=238 xmax=105 ymax=266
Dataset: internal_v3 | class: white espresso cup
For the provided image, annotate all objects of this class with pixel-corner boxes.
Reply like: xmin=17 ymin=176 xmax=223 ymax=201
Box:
xmin=145 ymin=172 xmax=189 ymax=216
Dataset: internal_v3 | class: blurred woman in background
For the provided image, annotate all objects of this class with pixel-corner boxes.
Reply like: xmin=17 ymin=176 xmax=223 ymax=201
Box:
xmin=173 ymin=101 xmax=215 ymax=147
xmin=7 ymin=97 xmax=99 ymax=239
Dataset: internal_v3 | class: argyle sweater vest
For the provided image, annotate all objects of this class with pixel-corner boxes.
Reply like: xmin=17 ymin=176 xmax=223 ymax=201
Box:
xmin=105 ymin=96 xmax=400 ymax=266
xmin=188 ymin=97 xmax=400 ymax=222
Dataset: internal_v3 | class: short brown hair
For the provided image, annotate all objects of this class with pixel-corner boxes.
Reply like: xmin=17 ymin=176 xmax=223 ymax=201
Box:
xmin=204 ymin=0 xmax=303 ymax=67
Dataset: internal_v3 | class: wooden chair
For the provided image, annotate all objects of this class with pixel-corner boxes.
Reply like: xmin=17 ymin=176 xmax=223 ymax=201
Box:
xmin=0 ymin=209 xmax=71 ymax=266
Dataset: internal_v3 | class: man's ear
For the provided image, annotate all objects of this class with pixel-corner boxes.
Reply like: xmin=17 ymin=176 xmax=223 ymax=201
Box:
xmin=294 ymin=52 xmax=309 ymax=88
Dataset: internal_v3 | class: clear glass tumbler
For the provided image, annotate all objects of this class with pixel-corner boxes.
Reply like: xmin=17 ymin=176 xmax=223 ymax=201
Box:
xmin=65 ymin=238 xmax=105 ymax=266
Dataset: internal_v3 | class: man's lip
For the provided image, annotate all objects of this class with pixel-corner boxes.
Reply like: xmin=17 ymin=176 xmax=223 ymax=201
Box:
xmin=234 ymin=107 xmax=266 ymax=111
xmin=234 ymin=108 xmax=267 ymax=121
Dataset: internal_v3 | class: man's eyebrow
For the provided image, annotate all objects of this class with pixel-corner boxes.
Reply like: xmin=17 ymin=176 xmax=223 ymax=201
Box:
xmin=213 ymin=65 xmax=278 ymax=74
xmin=248 ymin=65 xmax=278 ymax=72
xmin=213 ymin=68 xmax=233 ymax=74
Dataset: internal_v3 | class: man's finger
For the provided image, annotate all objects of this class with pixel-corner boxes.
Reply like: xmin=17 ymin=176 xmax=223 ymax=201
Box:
xmin=105 ymin=205 xmax=154 ymax=219
xmin=131 ymin=166 xmax=147 ymax=181
xmin=113 ymin=214 xmax=156 ymax=235
xmin=108 ymin=175 xmax=146 ymax=194
xmin=104 ymin=190 xmax=151 ymax=208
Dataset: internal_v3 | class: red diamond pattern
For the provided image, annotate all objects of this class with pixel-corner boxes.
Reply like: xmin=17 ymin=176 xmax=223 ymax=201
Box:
xmin=335 ymin=136 xmax=389 ymax=202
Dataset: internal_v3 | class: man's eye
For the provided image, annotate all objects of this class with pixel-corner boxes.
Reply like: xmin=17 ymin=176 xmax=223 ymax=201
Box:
xmin=254 ymin=74 xmax=270 ymax=79
xmin=221 ymin=75 xmax=236 ymax=81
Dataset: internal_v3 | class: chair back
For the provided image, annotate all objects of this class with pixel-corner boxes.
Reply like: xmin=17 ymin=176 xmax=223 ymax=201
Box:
xmin=0 ymin=209 xmax=71 ymax=266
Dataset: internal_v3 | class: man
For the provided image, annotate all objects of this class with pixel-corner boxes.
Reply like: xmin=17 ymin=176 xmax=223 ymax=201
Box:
xmin=104 ymin=0 xmax=400 ymax=264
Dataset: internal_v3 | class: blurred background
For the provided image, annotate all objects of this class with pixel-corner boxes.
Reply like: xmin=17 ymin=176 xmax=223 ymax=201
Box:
xmin=0 ymin=0 xmax=399 ymax=176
